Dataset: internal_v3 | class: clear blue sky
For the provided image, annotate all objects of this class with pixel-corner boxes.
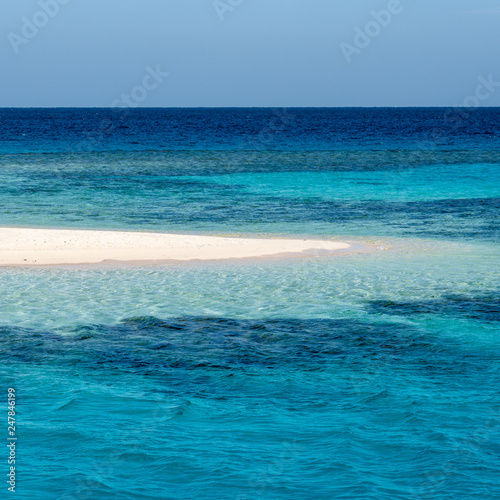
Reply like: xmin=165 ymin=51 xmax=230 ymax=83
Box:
xmin=1 ymin=0 xmax=499 ymax=107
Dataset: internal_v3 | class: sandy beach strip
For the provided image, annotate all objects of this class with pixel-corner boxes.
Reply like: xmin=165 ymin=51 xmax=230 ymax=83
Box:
xmin=0 ymin=227 xmax=357 ymax=267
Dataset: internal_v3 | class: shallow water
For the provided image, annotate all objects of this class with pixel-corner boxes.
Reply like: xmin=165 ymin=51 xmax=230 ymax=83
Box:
xmin=0 ymin=108 xmax=499 ymax=499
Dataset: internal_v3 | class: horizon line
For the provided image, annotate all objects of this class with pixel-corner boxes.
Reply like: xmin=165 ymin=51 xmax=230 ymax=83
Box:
xmin=1 ymin=105 xmax=500 ymax=109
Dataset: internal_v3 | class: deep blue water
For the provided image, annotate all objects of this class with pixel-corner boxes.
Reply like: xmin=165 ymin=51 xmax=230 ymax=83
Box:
xmin=0 ymin=108 xmax=499 ymax=499
xmin=1 ymin=107 xmax=500 ymax=154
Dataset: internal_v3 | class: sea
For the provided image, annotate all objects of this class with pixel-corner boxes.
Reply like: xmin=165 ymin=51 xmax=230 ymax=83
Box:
xmin=0 ymin=108 xmax=499 ymax=499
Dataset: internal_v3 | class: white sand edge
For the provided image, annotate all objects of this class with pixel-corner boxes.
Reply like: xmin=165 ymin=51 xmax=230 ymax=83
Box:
xmin=0 ymin=228 xmax=354 ymax=266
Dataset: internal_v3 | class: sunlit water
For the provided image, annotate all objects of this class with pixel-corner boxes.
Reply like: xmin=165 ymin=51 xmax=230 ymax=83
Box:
xmin=0 ymin=109 xmax=499 ymax=499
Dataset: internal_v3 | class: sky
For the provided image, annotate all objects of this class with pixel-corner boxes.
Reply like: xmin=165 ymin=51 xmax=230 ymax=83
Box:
xmin=1 ymin=0 xmax=500 ymax=107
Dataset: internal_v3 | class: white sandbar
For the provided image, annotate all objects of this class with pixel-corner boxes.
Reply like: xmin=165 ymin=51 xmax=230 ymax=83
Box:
xmin=0 ymin=227 xmax=354 ymax=267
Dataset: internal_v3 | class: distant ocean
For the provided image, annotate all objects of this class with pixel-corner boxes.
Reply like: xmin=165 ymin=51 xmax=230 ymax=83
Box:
xmin=1 ymin=108 xmax=499 ymax=499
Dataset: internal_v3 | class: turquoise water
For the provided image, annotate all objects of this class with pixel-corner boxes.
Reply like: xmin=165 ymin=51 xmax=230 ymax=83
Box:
xmin=1 ymin=109 xmax=499 ymax=499
xmin=185 ymin=164 xmax=500 ymax=202
xmin=0 ymin=153 xmax=498 ymax=241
